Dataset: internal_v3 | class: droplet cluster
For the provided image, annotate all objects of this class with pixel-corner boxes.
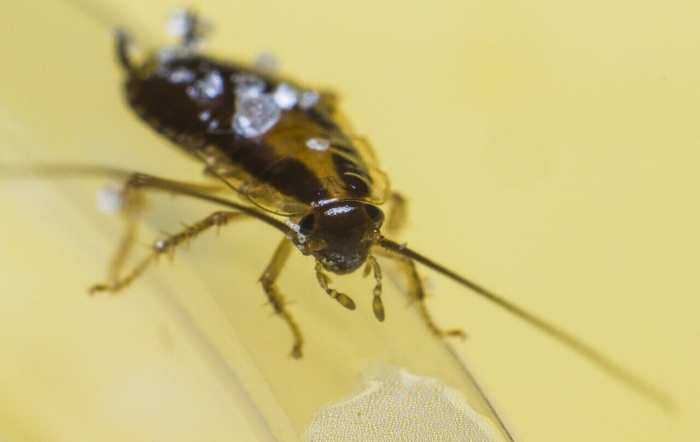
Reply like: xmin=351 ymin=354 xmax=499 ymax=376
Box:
xmin=231 ymin=73 xmax=321 ymax=139
xmin=162 ymin=11 xmax=322 ymax=140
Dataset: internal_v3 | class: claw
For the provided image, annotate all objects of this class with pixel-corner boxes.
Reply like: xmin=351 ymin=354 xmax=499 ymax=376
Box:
xmin=291 ymin=343 xmax=303 ymax=359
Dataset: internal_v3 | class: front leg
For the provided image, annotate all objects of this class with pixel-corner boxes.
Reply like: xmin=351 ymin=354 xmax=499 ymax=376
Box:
xmin=104 ymin=179 xmax=145 ymax=283
xmin=385 ymin=192 xmax=408 ymax=235
xmin=90 ymin=210 xmax=245 ymax=294
xmin=260 ymin=239 xmax=304 ymax=358
xmin=105 ymin=173 xmax=224 ymax=282
xmin=375 ymin=249 xmax=466 ymax=340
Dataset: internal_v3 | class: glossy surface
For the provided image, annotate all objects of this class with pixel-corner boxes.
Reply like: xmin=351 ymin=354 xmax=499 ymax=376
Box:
xmin=295 ymin=201 xmax=383 ymax=274
xmin=125 ymin=44 xmax=389 ymax=216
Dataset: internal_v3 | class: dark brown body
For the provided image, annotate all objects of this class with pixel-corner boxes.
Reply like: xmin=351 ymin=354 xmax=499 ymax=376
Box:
xmin=120 ymin=38 xmax=389 ymax=273
xmin=124 ymin=52 xmax=388 ymax=213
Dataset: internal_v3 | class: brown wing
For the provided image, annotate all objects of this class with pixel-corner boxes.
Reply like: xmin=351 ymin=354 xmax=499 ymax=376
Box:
xmin=202 ymin=93 xmax=390 ymax=215
xmin=124 ymin=49 xmax=388 ymax=215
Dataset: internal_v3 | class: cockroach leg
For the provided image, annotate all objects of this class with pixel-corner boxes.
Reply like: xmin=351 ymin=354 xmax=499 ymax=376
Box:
xmin=106 ymin=173 xmax=224 ymax=281
xmin=259 ymin=239 xmax=304 ymax=358
xmin=385 ymin=192 xmax=408 ymax=235
xmin=107 ymin=180 xmax=146 ymax=282
xmin=90 ymin=210 xmax=246 ymax=294
xmin=315 ymin=261 xmax=357 ymax=311
xmin=375 ymin=249 xmax=466 ymax=340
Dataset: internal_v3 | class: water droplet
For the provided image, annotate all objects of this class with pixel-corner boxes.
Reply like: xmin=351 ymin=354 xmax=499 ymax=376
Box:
xmin=233 ymin=95 xmax=281 ymax=138
xmin=167 ymin=9 xmax=194 ymax=39
xmin=166 ymin=9 xmax=211 ymax=46
xmin=168 ymin=67 xmax=195 ymax=83
xmin=273 ymin=83 xmax=299 ymax=110
xmin=306 ymin=137 xmax=330 ymax=151
xmin=233 ymin=73 xmax=266 ymax=98
xmin=96 ymin=186 xmax=122 ymax=214
xmin=299 ymin=90 xmax=320 ymax=109
xmin=188 ymin=70 xmax=224 ymax=101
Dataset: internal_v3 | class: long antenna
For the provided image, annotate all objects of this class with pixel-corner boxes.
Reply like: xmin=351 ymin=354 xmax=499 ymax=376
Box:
xmin=0 ymin=164 xmax=291 ymax=235
xmin=378 ymin=236 xmax=673 ymax=410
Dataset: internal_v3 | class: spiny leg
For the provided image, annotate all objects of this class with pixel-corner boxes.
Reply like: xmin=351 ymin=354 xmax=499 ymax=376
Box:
xmin=105 ymin=173 xmax=225 ymax=281
xmin=106 ymin=179 xmax=146 ymax=282
xmin=259 ymin=239 xmax=304 ymax=358
xmin=376 ymin=250 xmax=465 ymax=339
xmin=385 ymin=192 xmax=408 ymax=235
xmin=0 ymin=165 xmax=225 ymax=283
xmin=315 ymin=262 xmax=357 ymax=311
xmin=364 ymin=255 xmax=385 ymax=321
xmin=90 ymin=210 xmax=245 ymax=294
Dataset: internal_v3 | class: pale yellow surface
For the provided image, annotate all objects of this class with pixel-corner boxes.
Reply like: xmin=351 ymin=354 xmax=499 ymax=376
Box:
xmin=1 ymin=1 xmax=698 ymax=441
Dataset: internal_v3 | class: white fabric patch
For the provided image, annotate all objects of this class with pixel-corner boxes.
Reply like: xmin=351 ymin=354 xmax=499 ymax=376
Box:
xmin=304 ymin=367 xmax=498 ymax=442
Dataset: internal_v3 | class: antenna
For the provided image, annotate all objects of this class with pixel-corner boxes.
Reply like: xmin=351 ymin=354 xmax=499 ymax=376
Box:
xmin=378 ymin=236 xmax=674 ymax=410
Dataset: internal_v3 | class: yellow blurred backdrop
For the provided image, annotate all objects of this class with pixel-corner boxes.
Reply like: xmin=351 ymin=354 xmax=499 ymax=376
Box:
xmin=1 ymin=0 xmax=698 ymax=441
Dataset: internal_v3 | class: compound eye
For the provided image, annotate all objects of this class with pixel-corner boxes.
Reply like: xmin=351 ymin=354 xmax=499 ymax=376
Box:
xmin=298 ymin=213 xmax=316 ymax=235
xmin=365 ymin=205 xmax=384 ymax=226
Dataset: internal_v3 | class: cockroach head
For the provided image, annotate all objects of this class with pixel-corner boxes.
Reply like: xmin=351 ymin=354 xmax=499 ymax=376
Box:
xmin=292 ymin=201 xmax=384 ymax=274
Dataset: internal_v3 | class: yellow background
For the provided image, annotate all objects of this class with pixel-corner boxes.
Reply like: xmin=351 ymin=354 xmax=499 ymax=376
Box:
xmin=1 ymin=0 xmax=698 ymax=441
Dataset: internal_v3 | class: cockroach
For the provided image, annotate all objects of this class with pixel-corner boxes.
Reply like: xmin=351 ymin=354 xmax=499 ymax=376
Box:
xmin=10 ymin=8 xmax=669 ymax=410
